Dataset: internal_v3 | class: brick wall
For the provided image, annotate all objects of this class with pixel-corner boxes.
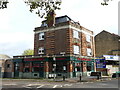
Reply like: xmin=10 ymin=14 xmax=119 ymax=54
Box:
xmin=95 ymin=30 xmax=120 ymax=57
xmin=34 ymin=19 xmax=95 ymax=57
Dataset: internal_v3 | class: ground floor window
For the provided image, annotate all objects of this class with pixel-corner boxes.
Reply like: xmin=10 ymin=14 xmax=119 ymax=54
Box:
xmin=24 ymin=68 xmax=29 ymax=72
xmin=87 ymin=66 xmax=91 ymax=71
xmin=75 ymin=66 xmax=80 ymax=72
xmin=52 ymin=62 xmax=67 ymax=73
xmin=33 ymin=67 xmax=39 ymax=72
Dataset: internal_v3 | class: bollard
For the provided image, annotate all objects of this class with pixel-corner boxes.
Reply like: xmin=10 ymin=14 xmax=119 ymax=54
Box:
xmin=97 ymin=75 xmax=99 ymax=80
xmin=80 ymin=74 xmax=82 ymax=82
xmin=63 ymin=75 xmax=65 ymax=81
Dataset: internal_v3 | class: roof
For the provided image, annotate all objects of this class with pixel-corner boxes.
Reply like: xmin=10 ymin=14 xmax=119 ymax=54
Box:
xmin=95 ymin=30 xmax=120 ymax=37
xmin=41 ymin=15 xmax=80 ymax=27
xmin=0 ymin=54 xmax=11 ymax=60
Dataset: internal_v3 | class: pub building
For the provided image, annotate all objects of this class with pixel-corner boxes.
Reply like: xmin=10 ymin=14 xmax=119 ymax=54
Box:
xmin=12 ymin=12 xmax=96 ymax=78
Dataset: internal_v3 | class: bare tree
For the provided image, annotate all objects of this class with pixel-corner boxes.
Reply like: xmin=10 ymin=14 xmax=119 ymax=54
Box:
xmin=0 ymin=0 xmax=113 ymax=18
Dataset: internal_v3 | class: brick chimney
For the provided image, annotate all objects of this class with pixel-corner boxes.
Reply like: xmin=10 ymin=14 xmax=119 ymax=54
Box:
xmin=47 ymin=10 xmax=56 ymax=27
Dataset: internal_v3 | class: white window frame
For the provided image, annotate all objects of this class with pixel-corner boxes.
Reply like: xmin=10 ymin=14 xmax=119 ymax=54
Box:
xmin=87 ymin=48 xmax=92 ymax=56
xmin=39 ymin=32 xmax=44 ymax=40
xmin=38 ymin=47 xmax=44 ymax=54
xmin=86 ymin=35 xmax=91 ymax=42
xmin=73 ymin=30 xmax=79 ymax=39
xmin=73 ymin=45 xmax=80 ymax=54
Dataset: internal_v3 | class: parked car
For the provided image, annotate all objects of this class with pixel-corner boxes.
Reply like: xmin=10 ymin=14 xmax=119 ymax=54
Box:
xmin=112 ymin=71 xmax=120 ymax=78
xmin=90 ymin=71 xmax=102 ymax=79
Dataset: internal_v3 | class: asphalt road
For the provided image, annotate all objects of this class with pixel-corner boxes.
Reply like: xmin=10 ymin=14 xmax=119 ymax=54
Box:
xmin=1 ymin=78 xmax=119 ymax=89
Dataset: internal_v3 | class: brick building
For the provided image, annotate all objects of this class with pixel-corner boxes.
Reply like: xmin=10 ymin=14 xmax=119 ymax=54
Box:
xmin=0 ymin=54 xmax=12 ymax=78
xmin=4 ymin=59 xmax=13 ymax=78
xmin=12 ymin=14 xmax=95 ymax=78
xmin=95 ymin=30 xmax=120 ymax=76
xmin=95 ymin=30 xmax=120 ymax=57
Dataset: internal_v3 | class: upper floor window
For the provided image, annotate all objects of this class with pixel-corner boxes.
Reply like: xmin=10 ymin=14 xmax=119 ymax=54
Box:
xmin=38 ymin=47 xmax=44 ymax=54
xmin=6 ymin=64 xmax=11 ymax=68
xmin=39 ymin=32 xmax=44 ymax=40
xmin=73 ymin=45 xmax=80 ymax=54
xmin=86 ymin=35 xmax=91 ymax=42
xmin=73 ymin=30 xmax=79 ymax=39
xmin=87 ymin=48 xmax=92 ymax=56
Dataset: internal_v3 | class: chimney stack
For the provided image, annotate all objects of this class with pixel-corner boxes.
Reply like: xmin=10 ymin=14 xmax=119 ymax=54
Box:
xmin=47 ymin=10 xmax=56 ymax=27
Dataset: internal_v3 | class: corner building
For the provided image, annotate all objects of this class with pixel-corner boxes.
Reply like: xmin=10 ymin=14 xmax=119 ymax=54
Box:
xmin=13 ymin=15 xmax=96 ymax=78
xmin=34 ymin=15 xmax=95 ymax=78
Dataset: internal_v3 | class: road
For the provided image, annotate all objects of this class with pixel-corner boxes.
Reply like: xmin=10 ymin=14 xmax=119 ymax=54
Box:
xmin=1 ymin=78 xmax=119 ymax=89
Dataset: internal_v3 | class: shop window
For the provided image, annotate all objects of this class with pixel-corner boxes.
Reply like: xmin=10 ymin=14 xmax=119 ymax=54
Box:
xmin=24 ymin=68 xmax=29 ymax=72
xmin=15 ymin=67 xmax=19 ymax=71
xmin=33 ymin=67 xmax=39 ymax=72
xmin=39 ymin=32 xmax=44 ymax=40
xmin=87 ymin=48 xmax=92 ymax=56
xmin=54 ymin=62 xmax=67 ymax=73
xmin=73 ymin=30 xmax=79 ymax=39
xmin=76 ymin=67 xmax=80 ymax=71
xmin=38 ymin=47 xmax=44 ymax=54
xmin=87 ymin=66 xmax=91 ymax=71
xmin=15 ymin=63 xmax=19 ymax=71
xmin=73 ymin=45 xmax=80 ymax=54
xmin=24 ymin=63 xmax=30 ymax=67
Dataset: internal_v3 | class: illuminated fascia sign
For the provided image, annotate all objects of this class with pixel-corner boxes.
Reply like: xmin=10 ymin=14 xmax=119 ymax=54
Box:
xmin=24 ymin=58 xmax=44 ymax=61
xmin=77 ymin=58 xmax=91 ymax=61
xmin=103 ymin=55 xmax=120 ymax=61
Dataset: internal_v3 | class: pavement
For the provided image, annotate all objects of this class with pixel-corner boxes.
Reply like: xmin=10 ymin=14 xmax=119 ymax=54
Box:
xmin=42 ymin=75 xmax=113 ymax=83
xmin=2 ymin=76 xmax=114 ymax=83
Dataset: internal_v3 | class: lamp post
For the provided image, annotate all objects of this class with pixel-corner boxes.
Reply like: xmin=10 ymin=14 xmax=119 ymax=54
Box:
xmin=53 ymin=56 xmax=56 ymax=81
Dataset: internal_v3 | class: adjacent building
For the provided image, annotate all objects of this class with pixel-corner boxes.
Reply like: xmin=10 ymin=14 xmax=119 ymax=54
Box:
xmin=95 ymin=30 xmax=120 ymax=57
xmin=95 ymin=30 xmax=120 ymax=76
xmin=12 ymin=14 xmax=96 ymax=78
xmin=0 ymin=54 xmax=12 ymax=78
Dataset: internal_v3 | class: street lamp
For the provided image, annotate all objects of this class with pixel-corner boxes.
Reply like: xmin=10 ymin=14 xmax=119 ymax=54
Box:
xmin=53 ymin=56 xmax=56 ymax=81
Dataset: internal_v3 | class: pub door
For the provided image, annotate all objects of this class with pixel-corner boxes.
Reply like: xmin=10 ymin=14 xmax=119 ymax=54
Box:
xmin=39 ymin=62 xmax=44 ymax=77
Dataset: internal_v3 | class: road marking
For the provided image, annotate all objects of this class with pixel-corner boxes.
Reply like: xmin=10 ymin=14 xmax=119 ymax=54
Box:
xmin=22 ymin=85 xmax=32 ymax=88
xmin=53 ymin=85 xmax=58 ymax=88
xmin=64 ymin=84 xmax=72 ymax=86
xmin=53 ymin=85 xmax=62 ymax=88
xmin=37 ymin=85 xmax=44 ymax=88
xmin=26 ymin=84 xmax=32 ymax=86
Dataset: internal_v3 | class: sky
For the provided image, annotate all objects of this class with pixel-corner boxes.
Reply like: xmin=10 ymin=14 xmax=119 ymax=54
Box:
xmin=0 ymin=0 xmax=119 ymax=57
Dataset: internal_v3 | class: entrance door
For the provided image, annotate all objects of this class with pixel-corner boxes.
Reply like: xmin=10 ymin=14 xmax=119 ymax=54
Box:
xmin=39 ymin=62 xmax=44 ymax=77
xmin=14 ymin=63 xmax=19 ymax=78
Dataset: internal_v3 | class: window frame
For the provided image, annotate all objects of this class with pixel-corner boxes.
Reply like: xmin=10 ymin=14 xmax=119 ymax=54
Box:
xmin=39 ymin=32 xmax=45 ymax=40
xmin=73 ymin=45 xmax=80 ymax=54
xmin=87 ymin=48 xmax=92 ymax=56
xmin=73 ymin=30 xmax=79 ymax=39
xmin=86 ymin=35 xmax=91 ymax=42
xmin=38 ymin=47 xmax=44 ymax=54
xmin=6 ymin=64 xmax=11 ymax=68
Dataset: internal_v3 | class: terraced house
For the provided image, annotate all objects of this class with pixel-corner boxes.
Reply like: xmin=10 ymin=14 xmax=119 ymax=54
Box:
xmin=13 ymin=12 xmax=96 ymax=78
